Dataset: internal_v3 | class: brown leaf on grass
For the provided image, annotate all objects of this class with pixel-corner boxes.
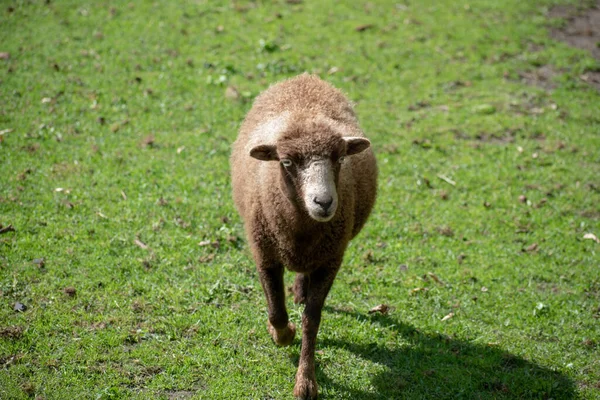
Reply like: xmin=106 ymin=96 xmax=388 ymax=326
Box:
xmin=226 ymin=235 xmax=239 ymax=244
xmin=225 ymin=86 xmax=240 ymax=101
xmin=110 ymin=119 xmax=129 ymax=133
xmin=368 ymin=304 xmax=390 ymax=315
xmin=63 ymin=287 xmax=76 ymax=297
xmin=525 ymin=243 xmax=539 ymax=252
xmin=583 ymin=233 xmax=599 ymax=243
xmin=355 ymin=24 xmax=374 ymax=32
xmin=362 ymin=250 xmax=375 ymax=262
xmin=437 ymin=226 xmax=454 ymax=237
xmin=518 ymin=195 xmax=527 ymax=203
xmin=428 ymin=272 xmax=445 ymax=285
xmin=534 ymin=198 xmax=548 ymax=208
xmin=410 ymin=287 xmax=429 ymax=295
xmin=134 ymin=238 xmax=149 ymax=250
xmin=199 ymin=253 xmax=216 ymax=263
xmin=141 ymin=135 xmax=155 ymax=148
xmin=0 ymin=224 xmax=15 ymax=234
xmin=0 ymin=52 xmax=10 ymax=60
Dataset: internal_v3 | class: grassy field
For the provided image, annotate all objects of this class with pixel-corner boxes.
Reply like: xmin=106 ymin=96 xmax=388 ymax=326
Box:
xmin=1 ymin=0 xmax=599 ymax=399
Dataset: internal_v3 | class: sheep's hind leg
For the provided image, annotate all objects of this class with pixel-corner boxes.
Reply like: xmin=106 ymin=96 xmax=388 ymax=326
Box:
xmin=258 ymin=264 xmax=296 ymax=346
xmin=292 ymin=273 xmax=309 ymax=305
xmin=294 ymin=266 xmax=339 ymax=400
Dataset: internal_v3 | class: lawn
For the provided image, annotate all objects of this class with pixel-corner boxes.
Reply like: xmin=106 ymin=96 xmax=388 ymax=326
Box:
xmin=1 ymin=0 xmax=599 ymax=399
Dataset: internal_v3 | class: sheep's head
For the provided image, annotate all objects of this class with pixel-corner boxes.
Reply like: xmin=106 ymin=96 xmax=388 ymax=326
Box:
xmin=249 ymin=121 xmax=370 ymax=222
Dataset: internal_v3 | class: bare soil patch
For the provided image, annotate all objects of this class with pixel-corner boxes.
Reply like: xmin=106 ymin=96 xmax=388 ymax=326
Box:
xmin=518 ymin=65 xmax=560 ymax=90
xmin=549 ymin=1 xmax=600 ymax=89
xmin=549 ymin=1 xmax=600 ymax=60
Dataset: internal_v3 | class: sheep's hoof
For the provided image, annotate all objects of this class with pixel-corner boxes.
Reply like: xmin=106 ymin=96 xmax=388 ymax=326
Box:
xmin=293 ymin=373 xmax=318 ymax=400
xmin=267 ymin=321 xmax=296 ymax=346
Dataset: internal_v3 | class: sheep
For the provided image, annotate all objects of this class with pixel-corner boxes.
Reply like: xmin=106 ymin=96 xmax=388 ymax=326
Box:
xmin=230 ymin=73 xmax=377 ymax=399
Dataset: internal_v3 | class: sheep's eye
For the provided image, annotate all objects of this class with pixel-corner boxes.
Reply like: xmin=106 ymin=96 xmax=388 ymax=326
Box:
xmin=338 ymin=156 xmax=346 ymax=164
xmin=281 ymin=159 xmax=293 ymax=167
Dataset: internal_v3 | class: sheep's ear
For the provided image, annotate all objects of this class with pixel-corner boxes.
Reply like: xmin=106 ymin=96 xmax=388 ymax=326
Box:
xmin=249 ymin=144 xmax=279 ymax=161
xmin=344 ymin=137 xmax=371 ymax=155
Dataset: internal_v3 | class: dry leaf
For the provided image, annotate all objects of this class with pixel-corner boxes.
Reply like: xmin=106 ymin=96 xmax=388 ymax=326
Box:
xmin=198 ymin=240 xmax=220 ymax=248
xmin=428 ymin=272 xmax=445 ymax=285
xmin=355 ymin=24 xmax=374 ymax=32
xmin=0 ymin=52 xmax=10 ymax=60
xmin=583 ymin=233 xmax=599 ymax=243
xmin=437 ymin=174 xmax=456 ymax=186
xmin=225 ymin=86 xmax=240 ymax=101
xmin=63 ymin=287 xmax=76 ymax=297
xmin=525 ymin=243 xmax=538 ymax=252
xmin=410 ymin=287 xmax=429 ymax=295
xmin=96 ymin=211 xmax=108 ymax=219
xmin=368 ymin=304 xmax=390 ymax=315
xmin=134 ymin=239 xmax=149 ymax=250
xmin=141 ymin=135 xmax=155 ymax=147
xmin=441 ymin=312 xmax=454 ymax=322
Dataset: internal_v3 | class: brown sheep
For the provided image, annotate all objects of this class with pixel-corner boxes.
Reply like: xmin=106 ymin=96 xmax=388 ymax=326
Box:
xmin=230 ymin=73 xmax=377 ymax=399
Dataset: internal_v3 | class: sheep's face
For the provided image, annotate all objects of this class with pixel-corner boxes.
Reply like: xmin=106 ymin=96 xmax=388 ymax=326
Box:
xmin=250 ymin=134 xmax=370 ymax=222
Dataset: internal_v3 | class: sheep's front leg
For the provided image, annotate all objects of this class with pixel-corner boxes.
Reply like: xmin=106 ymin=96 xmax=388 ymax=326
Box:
xmin=294 ymin=266 xmax=338 ymax=400
xmin=258 ymin=264 xmax=296 ymax=346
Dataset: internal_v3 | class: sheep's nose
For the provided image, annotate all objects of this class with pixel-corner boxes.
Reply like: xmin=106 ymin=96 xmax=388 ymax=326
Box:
xmin=313 ymin=196 xmax=333 ymax=211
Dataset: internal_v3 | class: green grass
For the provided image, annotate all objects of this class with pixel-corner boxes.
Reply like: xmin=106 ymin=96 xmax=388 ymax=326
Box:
xmin=1 ymin=0 xmax=599 ymax=398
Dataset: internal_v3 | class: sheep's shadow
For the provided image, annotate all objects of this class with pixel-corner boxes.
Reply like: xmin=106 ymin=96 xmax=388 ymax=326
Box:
xmin=309 ymin=306 xmax=575 ymax=399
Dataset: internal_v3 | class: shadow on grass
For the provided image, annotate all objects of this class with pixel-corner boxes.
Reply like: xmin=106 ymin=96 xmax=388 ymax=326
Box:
xmin=314 ymin=306 xmax=575 ymax=399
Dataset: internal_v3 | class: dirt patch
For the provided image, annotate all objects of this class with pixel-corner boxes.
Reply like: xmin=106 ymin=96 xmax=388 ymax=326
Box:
xmin=0 ymin=326 xmax=24 ymax=339
xmin=549 ymin=1 xmax=600 ymax=60
xmin=166 ymin=390 xmax=196 ymax=399
xmin=549 ymin=1 xmax=600 ymax=89
xmin=517 ymin=65 xmax=560 ymax=90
